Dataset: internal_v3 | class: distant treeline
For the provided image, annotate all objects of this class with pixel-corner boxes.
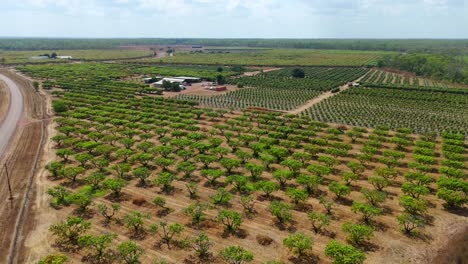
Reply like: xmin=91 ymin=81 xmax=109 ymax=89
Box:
xmin=1 ymin=38 xmax=468 ymax=53
xmin=377 ymin=53 xmax=468 ymax=84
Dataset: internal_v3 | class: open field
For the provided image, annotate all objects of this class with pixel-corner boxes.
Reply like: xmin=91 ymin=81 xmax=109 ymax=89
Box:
xmin=15 ymin=62 xmax=468 ymax=264
xmin=0 ymin=49 xmax=154 ymax=64
xmin=138 ymin=49 xmax=391 ymax=67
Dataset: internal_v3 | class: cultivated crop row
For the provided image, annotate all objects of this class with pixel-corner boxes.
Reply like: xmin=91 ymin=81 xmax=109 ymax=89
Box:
xmin=178 ymin=67 xmax=368 ymax=111
xmin=19 ymin=63 xmax=467 ymax=264
xmin=360 ymin=70 xmax=452 ymax=89
xmin=146 ymin=49 xmax=386 ymax=67
xmin=0 ymin=49 xmax=154 ymax=64
xmin=18 ymin=63 xmax=235 ymax=83
xmin=302 ymin=86 xmax=468 ymax=134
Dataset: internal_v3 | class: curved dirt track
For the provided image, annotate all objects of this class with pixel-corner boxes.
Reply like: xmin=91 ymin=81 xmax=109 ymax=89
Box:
xmin=0 ymin=74 xmax=24 ymax=156
xmin=0 ymin=70 xmax=46 ymax=264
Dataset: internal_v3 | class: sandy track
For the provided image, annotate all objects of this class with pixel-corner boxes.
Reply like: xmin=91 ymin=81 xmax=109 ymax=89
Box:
xmin=289 ymin=75 xmax=365 ymax=115
xmin=0 ymin=74 xmax=24 ymax=157
xmin=18 ymin=121 xmax=58 ymax=263
xmin=0 ymin=70 xmax=45 ymax=264
xmin=242 ymin=67 xmax=282 ymax=77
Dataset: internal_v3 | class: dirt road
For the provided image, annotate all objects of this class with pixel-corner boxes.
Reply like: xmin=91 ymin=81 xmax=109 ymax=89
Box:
xmin=242 ymin=67 xmax=282 ymax=77
xmin=0 ymin=70 xmax=45 ymax=264
xmin=0 ymin=74 xmax=24 ymax=157
xmin=288 ymin=76 xmax=364 ymax=115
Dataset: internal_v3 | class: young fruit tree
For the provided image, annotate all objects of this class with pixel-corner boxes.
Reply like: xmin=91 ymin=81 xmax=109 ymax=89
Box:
xmin=37 ymin=254 xmax=68 ymax=264
xmin=184 ymin=202 xmax=210 ymax=226
xmin=325 ymin=240 xmax=366 ymax=264
xmin=191 ymin=232 xmax=212 ymax=259
xmin=49 ymin=217 xmax=91 ymax=248
xmin=78 ymin=233 xmax=117 ymax=263
xmin=397 ymin=213 xmax=426 ymax=235
xmin=47 ymin=186 xmax=70 ymax=207
xmin=97 ymin=203 xmax=121 ymax=225
xmin=283 ymin=232 xmax=313 ymax=257
xmin=308 ymin=211 xmax=331 ymax=234
xmin=269 ymin=201 xmax=293 ymax=225
xmin=342 ymin=222 xmax=374 ymax=246
xmin=217 ymin=210 xmax=243 ymax=234
xmin=150 ymin=221 xmax=184 ymax=248
xmin=351 ymin=202 xmax=383 ymax=223
xmin=117 ymin=241 xmax=144 ymax=264
xmin=329 ymin=182 xmax=351 ymax=200
xmin=319 ymin=196 xmax=335 ymax=215
xmin=361 ymin=188 xmax=386 ymax=207
xmin=123 ymin=211 xmax=151 ymax=237
xmin=221 ymin=245 xmax=254 ymax=264
xmin=211 ymin=188 xmax=233 ymax=206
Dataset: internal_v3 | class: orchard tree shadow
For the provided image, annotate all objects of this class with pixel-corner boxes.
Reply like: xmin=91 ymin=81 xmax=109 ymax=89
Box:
xmin=274 ymin=219 xmax=298 ymax=232
xmin=221 ymin=228 xmax=249 ymax=239
xmin=184 ymin=253 xmax=215 ymax=264
xmin=446 ymin=206 xmax=468 ymax=217
xmin=289 ymin=254 xmax=320 ymax=264
xmin=358 ymin=241 xmax=380 ymax=252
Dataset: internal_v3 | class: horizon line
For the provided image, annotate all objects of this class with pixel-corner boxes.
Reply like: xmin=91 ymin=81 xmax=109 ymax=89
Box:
xmin=1 ymin=37 xmax=468 ymax=40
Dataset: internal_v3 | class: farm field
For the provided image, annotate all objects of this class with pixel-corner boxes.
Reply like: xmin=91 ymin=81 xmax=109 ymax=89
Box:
xmin=16 ymin=63 xmax=468 ymax=264
xmin=360 ymin=69 xmax=456 ymax=89
xmin=303 ymin=86 xmax=468 ymax=134
xmin=138 ymin=49 xmax=391 ymax=67
xmin=18 ymin=63 xmax=237 ymax=84
xmin=0 ymin=0 xmax=467 ymax=262
xmin=0 ymin=49 xmax=154 ymax=64
xmin=177 ymin=67 xmax=368 ymax=111
xmin=202 ymin=47 xmax=271 ymax=53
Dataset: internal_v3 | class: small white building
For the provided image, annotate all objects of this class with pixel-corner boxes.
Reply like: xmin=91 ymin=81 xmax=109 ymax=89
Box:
xmin=352 ymin=82 xmax=360 ymax=87
xmin=174 ymin=77 xmax=201 ymax=83
xmin=153 ymin=77 xmax=201 ymax=88
xmin=30 ymin=56 xmax=49 ymax=60
xmin=57 ymin=56 xmax=73 ymax=59
xmin=153 ymin=78 xmax=185 ymax=88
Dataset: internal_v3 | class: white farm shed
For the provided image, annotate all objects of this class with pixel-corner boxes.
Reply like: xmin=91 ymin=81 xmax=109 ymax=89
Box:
xmin=153 ymin=77 xmax=201 ymax=88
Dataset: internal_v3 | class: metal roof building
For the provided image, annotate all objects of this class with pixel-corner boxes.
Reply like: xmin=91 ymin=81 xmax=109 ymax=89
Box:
xmin=174 ymin=77 xmax=201 ymax=82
